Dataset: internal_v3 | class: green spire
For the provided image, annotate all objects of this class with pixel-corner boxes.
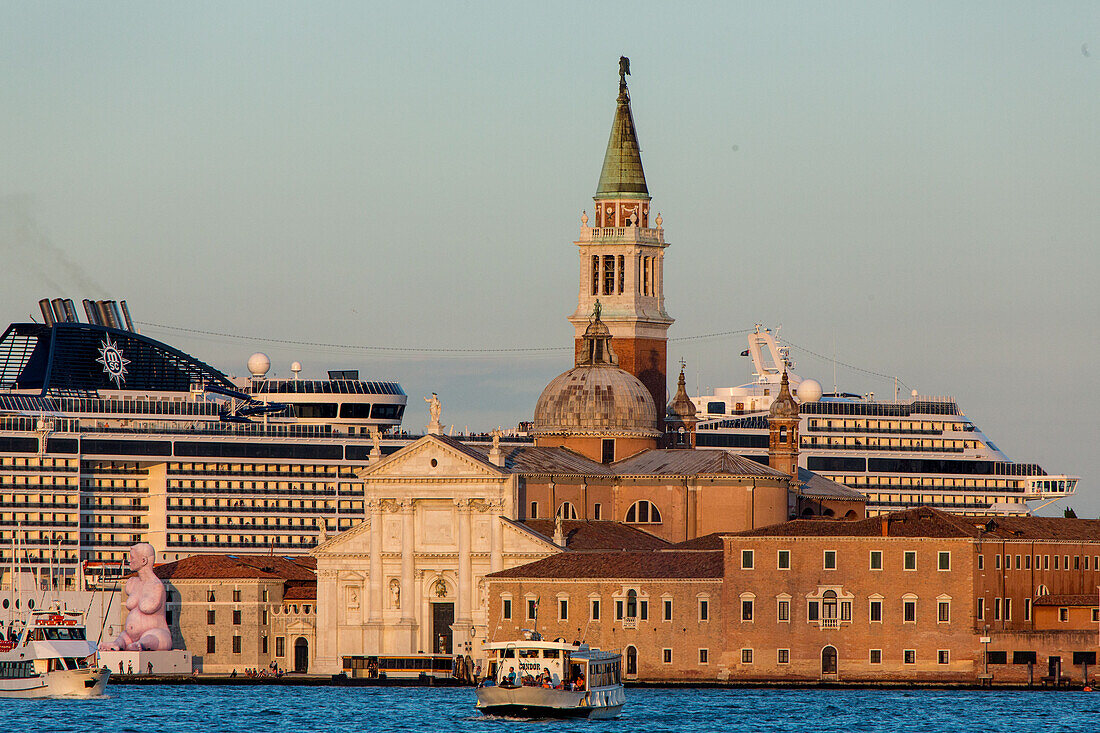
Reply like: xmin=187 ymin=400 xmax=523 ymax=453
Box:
xmin=595 ymin=59 xmax=649 ymax=200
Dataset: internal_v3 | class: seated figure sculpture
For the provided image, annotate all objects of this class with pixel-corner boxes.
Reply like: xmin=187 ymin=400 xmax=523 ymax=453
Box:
xmin=99 ymin=542 xmax=173 ymax=652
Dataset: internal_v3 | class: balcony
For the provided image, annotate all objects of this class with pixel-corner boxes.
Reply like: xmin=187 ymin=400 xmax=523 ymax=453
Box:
xmin=577 ymin=226 xmax=665 ymax=245
xmin=820 ymin=618 xmax=840 ymax=630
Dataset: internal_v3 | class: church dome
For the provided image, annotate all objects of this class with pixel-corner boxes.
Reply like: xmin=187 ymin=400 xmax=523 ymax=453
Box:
xmin=532 ymin=306 xmax=659 ymax=439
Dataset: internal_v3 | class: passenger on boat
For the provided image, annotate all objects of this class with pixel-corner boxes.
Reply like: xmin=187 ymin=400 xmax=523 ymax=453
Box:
xmin=503 ymin=666 xmax=517 ymax=686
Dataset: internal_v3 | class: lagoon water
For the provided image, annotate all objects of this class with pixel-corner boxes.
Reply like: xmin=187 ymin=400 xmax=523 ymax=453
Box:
xmin=3 ymin=685 xmax=1099 ymax=732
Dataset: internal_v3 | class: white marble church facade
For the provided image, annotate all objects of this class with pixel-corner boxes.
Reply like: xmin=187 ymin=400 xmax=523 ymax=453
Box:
xmin=311 ymin=435 xmax=560 ymax=674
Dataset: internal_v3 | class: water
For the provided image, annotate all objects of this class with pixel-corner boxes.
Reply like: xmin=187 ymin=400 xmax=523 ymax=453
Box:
xmin=3 ymin=685 xmax=1099 ymax=732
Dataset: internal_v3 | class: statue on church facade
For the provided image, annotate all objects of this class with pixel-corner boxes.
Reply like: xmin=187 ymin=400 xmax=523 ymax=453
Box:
xmin=99 ymin=543 xmax=173 ymax=652
xmin=425 ymin=392 xmax=444 ymax=434
xmin=390 ymin=579 xmax=401 ymax=609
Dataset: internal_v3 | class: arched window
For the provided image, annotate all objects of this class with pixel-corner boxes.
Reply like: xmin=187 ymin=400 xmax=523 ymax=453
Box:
xmin=779 ymin=426 xmax=787 ymax=442
xmin=822 ymin=590 xmax=838 ymax=620
xmin=556 ymin=502 xmax=578 ymax=520
xmin=625 ymin=500 xmax=662 ymax=524
xmin=1036 ymin=585 xmax=1049 ymax=597
xmin=626 ymin=589 xmax=638 ymax=618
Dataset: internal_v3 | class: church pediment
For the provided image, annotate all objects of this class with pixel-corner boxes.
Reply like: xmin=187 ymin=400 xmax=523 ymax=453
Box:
xmin=358 ymin=435 xmax=506 ymax=480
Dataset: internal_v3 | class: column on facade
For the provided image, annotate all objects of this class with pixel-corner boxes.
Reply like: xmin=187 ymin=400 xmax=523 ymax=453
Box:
xmin=457 ymin=499 xmax=472 ymax=624
xmin=490 ymin=500 xmax=504 ymax=574
xmin=368 ymin=499 xmax=383 ymax=622
xmin=399 ymin=500 xmax=415 ymax=623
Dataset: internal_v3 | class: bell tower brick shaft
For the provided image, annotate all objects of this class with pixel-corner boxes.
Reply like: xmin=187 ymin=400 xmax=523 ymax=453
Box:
xmin=569 ymin=60 xmax=673 ymax=427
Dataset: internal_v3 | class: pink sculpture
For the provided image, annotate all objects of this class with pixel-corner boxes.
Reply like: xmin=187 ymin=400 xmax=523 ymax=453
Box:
xmin=99 ymin=543 xmax=173 ymax=652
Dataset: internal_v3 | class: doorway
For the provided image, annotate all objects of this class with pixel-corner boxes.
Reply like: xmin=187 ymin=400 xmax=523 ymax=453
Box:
xmin=626 ymin=645 xmax=638 ymax=677
xmin=821 ymin=646 xmax=838 ymax=675
xmin=294 ymin=637 xmax=308 ymax=673
xmin=433 ymin=602 xmax=455 ymax=654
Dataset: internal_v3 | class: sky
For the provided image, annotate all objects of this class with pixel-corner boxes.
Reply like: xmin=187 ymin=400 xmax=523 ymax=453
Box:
xmin=1 ymin=2 xmax=1097 ymax=514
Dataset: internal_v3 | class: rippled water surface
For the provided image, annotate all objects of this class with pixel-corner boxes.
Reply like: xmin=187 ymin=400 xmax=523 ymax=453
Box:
xmin=4 ymin=685 xmax=1100 ymax=732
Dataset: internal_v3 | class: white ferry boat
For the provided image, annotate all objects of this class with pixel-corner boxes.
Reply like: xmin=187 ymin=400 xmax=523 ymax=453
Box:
xmin=0 ymin=602 xmax=109 ymax=697
xmin=476 ymin=636 xmax=624 ymax=719
xmin=692 ymin=326 xmax=1079 ymax=516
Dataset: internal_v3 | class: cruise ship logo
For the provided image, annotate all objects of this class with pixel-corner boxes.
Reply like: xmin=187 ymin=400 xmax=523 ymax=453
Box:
xmin=97 ymin=336 xmax=130 ymax=386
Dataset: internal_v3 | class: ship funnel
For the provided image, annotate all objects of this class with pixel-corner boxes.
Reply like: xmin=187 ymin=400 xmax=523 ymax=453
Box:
xmin=50 ymin=298 xmax=67 ymax=324
xmin=61 ymin=299 xmax=80 ymax=323
xmin=83 ymin=299 xmax=101 ymax=325
xmin=105 ymin=301 xmax=124 ymax=330
xmin=94 ymin=301 xmax=114 ymax=328
xmin=119 ymin=300 xmax=136 ymax=332
xmin=38 ymin=299 xmax=56 ymax=327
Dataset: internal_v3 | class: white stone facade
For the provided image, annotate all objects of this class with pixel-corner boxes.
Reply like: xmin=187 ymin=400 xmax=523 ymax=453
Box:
xmin=311 ymin=436 xmax=560 ymax=674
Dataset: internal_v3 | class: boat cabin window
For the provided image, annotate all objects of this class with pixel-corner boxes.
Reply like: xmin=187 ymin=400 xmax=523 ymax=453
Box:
xmin=519 ymin=649 xmax=541 ymax=659
xmin=542 ymin=649 xmax=559 ymax=658
xmin=43 ymin=627 xmax=85 ymax=640
xmin=501 ymin=649 xmax=515 ymax=658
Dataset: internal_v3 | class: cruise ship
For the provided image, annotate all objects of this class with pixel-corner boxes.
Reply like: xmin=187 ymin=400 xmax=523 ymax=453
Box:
xmin=0 ymin=297 xmax=410 ymax=583
xmin=691 ymin=326 xmax=1079 ymax=516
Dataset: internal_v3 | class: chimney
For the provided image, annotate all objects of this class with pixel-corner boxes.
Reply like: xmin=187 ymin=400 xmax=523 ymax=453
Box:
xmin=83 ymin=299 xmax=100 ymax=325
xmin=881 ymin=517 xmax=889 ymax=537
xmin=38 ymin=299 xmax=55 ymax=327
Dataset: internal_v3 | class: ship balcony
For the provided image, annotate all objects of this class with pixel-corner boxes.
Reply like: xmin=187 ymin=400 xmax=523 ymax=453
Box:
xmin=577 ymin=226 xmax=665 ymax=245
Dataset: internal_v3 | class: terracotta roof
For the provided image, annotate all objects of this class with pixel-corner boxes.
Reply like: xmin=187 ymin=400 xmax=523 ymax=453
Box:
xmin=666 ymin=533 xmax=726 ymax=551
xmin=468 ymin=445 xmax=613 ymax=476
xmin=733 ymin=507 xmax=1100 ymax=541
xmin=154 ymin=554 xmax=316 ymax=581
xmin=282 ymin=583 xmax=317 ymax=601
xmin=611 ymin=449 xmax=790 ymax=478
xmin=1034 ymin=594 xmax=1098 ymax=607
xmin=521 ymin=520 xmax=670 ymax=551
xmin=488 ymin=550 xmax=723 ymax=580
xmin=797 ymin=468 xmax=866 ymax=502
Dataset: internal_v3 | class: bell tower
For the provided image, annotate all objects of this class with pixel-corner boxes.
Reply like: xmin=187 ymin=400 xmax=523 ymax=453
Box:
xmin=569 ymin=58 xmax=673 ymax=425
xmin=768 ymin=371 xmax=800 ymax=479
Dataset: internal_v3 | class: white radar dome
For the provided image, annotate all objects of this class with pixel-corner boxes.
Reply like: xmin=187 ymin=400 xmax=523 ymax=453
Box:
xmin=290 ymin=361 xmax=302 ymax=373
xmin=796 ymin=378 xmax=823 ymax=403
xmin=247 ymin=352 xmax=271 ymax=378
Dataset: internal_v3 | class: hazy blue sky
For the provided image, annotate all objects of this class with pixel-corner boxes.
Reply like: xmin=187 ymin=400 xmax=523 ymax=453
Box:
xmin=2 ymin=3 xmax=1097 ymax=514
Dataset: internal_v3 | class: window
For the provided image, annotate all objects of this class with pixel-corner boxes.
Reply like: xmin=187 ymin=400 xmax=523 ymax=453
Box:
xmin=663 ymin=599 xmax=672 ymax=621
xmin=869 ymin=649 xmax=882 ymax=664
xmin=977 ymin=599 xmax=984 ymax=620
xmin=626 ymin=590 xmax=638 ymax=618
xmin=1064 ymin=555 xmax=1069 ymax=570
xmin=699 ymin=599 xmax=709 ymax=621
xmin=640 ymin=600 xmax=648 ymax=621
xmin=591 ymin=599 xmax=600 ymax=621
xmin=261 ymin=636 xmax=268 ymax=654
xmin=870 ymin=599 xmax=882 ymax=622
xmin=275 ymin=637 xmax=285 ymax=657
xmin=904 ymin=551 xmax=916 ymax=571
xmin=232 ymin=589 xmax=242 ymax=602
xmin=778 ymin=600 xmax=790 ymax=622
xmin=662 ymin=648 xmax=672 ymax=664
xmin=822 ymin=590 xmax=838 ymax=620
xmin=207 ymin=609 xmax=216 ymax=625
xmin=1024 ymin=598 xmax=1032 ymax=621
xmin=938 ymin=552 xmax=951 ymax=571
xmin=1074 ymin=556 xmax=1080 ymax=571
xmin=232 ymin=610 xmax=242 ymax=625
xmin=840 ymin=601 xmax=851 ymax=621
xmin=261 ymin=610 xmax=268 ymax=625
xmin=903 ymin=600 xmax=916 ymax=623
xmin=529 ymin=501 xmax=538 ymax=519
xmin=1059 ymin=607 xmax=1069 ymax=622
xmin=994 ymin=597 xmax=1001 ymax=621
xmin=978 ymin=554 xmax=984 ymax=570
xmin=1054 ymin=555 xmax=1060 ymax=570
xmin=938 ymin=600 xmax=950 ymax=623
xmin=995 ymin=554 xmax=1001 ymax=570
xmin=741 ymin=599 xmax=754 ymax=622
xmin=1016 ymin=555 xmax=1023 ymax=570
xmin=556 ymin=502 xmax=577 ymax=520
xmin=741 ymin=649 xmax=753 ymax=664
xmin=527 ymin=599 xmax=537 ymax=620
xmin=616 ymin=600 xmax=624 ymax=620
xmin=559 ymin=599 xmax=568 ymax=621
xmin=742 ymin=550 xmax=754 ymax=570
xmin=1043 ymin=555 xmax=1049 ymax=570
xmin=870 ymin=550 xmax=882 ymax=571
xmin=262 ymin=588 xmax=269 ymax=602
xmin=903 ymin=650 xmax=915 ymax=664
xmin=824 ymin=550 xmax=837 ymax=570
xmin=206 ymin=636 xmax=216 ymax=654
xmin=699 ymin=649 xmax=709 ymax=665
xmin=807 ymin=601 xmax=819 ymax=621
xmin=777 ymin=550 xmax=790 ymax=570
xmin=592 ymin=503 xmax=601 ymax=520
xmin=1025 ymin=555 xmax=1031 ymax=570
xmin=232 ymin=635 xmax=242 ymax=654
xmin=1004 ymin=598 xmax=1012 ymax=621
xmin=1092 ymin=609 xmax=1099 ymax=623
xmin=625 ymin=500 xmax=662 ymax=524
xmin=207 ymin=590 xmax=216 ymax=602
xmin=502 ymin=599 xmax=512 ymax=620
xmin=938 ymin=650 xmax=950 ymax=665
xmin=601 ymin=439 xmax=615 ymax=464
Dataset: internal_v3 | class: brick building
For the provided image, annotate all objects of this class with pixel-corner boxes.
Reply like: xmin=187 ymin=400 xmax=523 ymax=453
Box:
xmin=135 ymin=554 xmax=317 ymax=674
xmin=486 ymin=507 xmax=1100 ymax=684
